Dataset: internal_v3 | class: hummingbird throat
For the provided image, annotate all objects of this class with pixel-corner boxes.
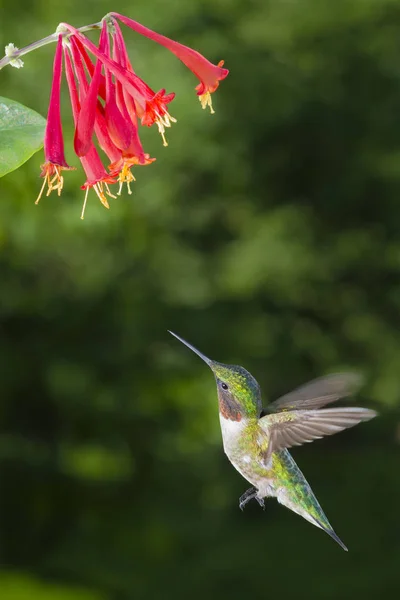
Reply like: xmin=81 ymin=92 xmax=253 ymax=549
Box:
xmin=218 ymin=392 xmax=243 ymax=422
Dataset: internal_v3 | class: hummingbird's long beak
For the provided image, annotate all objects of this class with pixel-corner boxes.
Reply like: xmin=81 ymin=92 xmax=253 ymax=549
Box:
xmin=168 ymin=331 xmax=213 ymax=366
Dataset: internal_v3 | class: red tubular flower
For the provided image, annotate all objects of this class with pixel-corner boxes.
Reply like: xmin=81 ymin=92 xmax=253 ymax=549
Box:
xmin=36 ymin=14 xmax=228 ymax=216
xmin=74 ymin=20 xmax=133 ymax=154
xmin=62 ymin=22 xmax=177 ymax=146
xmin=108 ymin=145 xmax=156 ymax=196
xmin=64 ymin=44 xmax=117 ymax=219
xmin=112 ymin=22 xmax=176 ymax=146
xmin=113 ymin=23 xmax=176 ymax=146
xmin=71 ymin=35 xmax=107 ymax=101
xmin=62 ymin=23 xmax=148 ymax=111
xmin=69 ymin=32 xmax=152 ymax=196
xmin=112 ymin=13 xmax=229 ymax=113
xmin=110 ymin=87 xmax=156 ymax=195
xmin=73 ymin=27 xmax=105 ymax=157
xmin=101 ymin=22 xmax=133 ymax=151
xmin=79 ymin=148 xmax=117 ymax=219
xmin=36 ymin=35 xmax=74 ymax=204
xmin=69 ymin=37 xmax=122 ymax=166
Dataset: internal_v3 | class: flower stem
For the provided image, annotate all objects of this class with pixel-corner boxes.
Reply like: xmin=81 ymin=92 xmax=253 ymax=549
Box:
xmin=0 ymin=22 xmax=102 ymax=70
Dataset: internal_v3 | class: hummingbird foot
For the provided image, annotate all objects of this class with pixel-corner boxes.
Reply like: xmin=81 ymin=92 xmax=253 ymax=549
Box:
xmin=256 ymin=496 xmax=265 ymax=510
xmin=239 ymin=487 xmax=265 ymax=511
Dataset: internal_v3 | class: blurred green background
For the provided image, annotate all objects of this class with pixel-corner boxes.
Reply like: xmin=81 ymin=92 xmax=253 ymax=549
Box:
xmin=1 ymin=0 xmax=399 ymax=598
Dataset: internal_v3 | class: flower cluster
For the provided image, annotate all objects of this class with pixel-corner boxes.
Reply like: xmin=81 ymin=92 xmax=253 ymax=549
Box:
xmin=37 ymin=13 xmax=229 ymax=218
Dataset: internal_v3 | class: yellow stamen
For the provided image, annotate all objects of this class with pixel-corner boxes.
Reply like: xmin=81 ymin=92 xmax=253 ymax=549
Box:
xmin=104 ymin=183 xmax=117 ymax=200
xmin=117 ymin=163 xmax=136 ymax=196
xmin=162 ymin=111 xmax=177 ymax=128
xmin=35 ymin=177 xmax=48 ymax=205
xmin=80 ymin=182 xmax=116 ymax=220
xmin=35 ymin=165 xmax=64 ymax=204
xmin=199 ymin=92 xmax=215 ymax=114
xmin=94 ymin=183 xmax=110 ymax=209
xmin=80 ymin=186 xmax=89 ymax=220
xmin=156 ymin=119 xmax=168 ymax=147
xmin=154 ymin=110 xmax=177 ymax=147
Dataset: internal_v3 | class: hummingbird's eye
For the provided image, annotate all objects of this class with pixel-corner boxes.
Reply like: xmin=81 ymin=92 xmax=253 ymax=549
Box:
xmin=221 ymin=382 xmax=229 ymax=390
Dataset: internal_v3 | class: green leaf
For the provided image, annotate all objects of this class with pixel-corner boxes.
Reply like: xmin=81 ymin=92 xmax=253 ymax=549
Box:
xmin=0 ymin=96 xmax=45 ymax=178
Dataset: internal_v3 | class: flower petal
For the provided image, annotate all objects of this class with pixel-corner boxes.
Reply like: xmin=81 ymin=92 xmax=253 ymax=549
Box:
xmin=102 ymin=25 xmax=133 ymax=150
xmin=68 ymin=39 xmax=122 ymax=165
xmin=112 ymin=13 xmax=229 ymax=95
xmin=62 ymin=24 xmax=148 ymax=112
xmin=44 ymin=35 xmax=70 ymax=167
xmin=73 ymin=26 xmax=107 ymax=157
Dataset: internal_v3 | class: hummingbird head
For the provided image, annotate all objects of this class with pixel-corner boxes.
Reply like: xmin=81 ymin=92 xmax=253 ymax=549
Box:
xmin=169 ymin=331 xmax=262 ymax=421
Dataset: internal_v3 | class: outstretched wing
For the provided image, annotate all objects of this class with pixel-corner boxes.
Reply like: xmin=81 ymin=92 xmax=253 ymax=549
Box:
xmin=259 ymin=406 xmax=377 ymax=466
xmin=267 ymin=373 xmax=363 ymax=413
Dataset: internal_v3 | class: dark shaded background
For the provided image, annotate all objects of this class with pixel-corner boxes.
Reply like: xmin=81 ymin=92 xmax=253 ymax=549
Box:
xmin=0 ymin=0 xmax=399 ymax=598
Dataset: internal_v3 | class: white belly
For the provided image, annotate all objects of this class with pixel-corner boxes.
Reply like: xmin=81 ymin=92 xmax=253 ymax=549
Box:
xmin=219 ymin=414 xmax=245 ymax=456
xmin=219 ymin=414 xmax=277 ymax=496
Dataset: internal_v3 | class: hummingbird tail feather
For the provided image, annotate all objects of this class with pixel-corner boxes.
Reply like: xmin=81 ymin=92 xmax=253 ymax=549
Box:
xmin=320 ymin=525 xmax=348 ymax=552
xmin=274 ymin=450 xmax=348 ymax=551
xmin=276 ymin=486 xmax=348 ymax=551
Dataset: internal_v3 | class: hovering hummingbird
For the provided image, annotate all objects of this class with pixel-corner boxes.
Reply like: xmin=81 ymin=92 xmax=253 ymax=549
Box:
xmin=169 ymin=331 xmax=377 ymax=551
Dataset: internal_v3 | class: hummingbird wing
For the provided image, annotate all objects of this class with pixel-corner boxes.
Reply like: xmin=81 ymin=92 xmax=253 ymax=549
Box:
xmin=259 ymin=407 xmax=377 ymax=465
xmin=266 ymin=373 xmax=363 ymax=413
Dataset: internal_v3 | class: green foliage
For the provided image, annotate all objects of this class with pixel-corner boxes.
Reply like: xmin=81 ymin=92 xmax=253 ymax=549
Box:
xmin=0 ymin=0 xmax=399 ymax=599
xmin=0 ymin=97 xmax=45 ymax=177
xmin=0 ymin=573 xmax=104 ymax=600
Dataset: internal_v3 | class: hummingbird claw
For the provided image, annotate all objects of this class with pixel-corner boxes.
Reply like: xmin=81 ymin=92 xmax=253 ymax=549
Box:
xmin=256 ymin=497 xmax=265 ymax=510
xmin=239 ymin=487 xmax=260 ymax=510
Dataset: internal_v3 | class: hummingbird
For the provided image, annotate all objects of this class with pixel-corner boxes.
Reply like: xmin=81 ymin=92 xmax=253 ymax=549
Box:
xmin=169 ymin=331 xmax=377 ymax=551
